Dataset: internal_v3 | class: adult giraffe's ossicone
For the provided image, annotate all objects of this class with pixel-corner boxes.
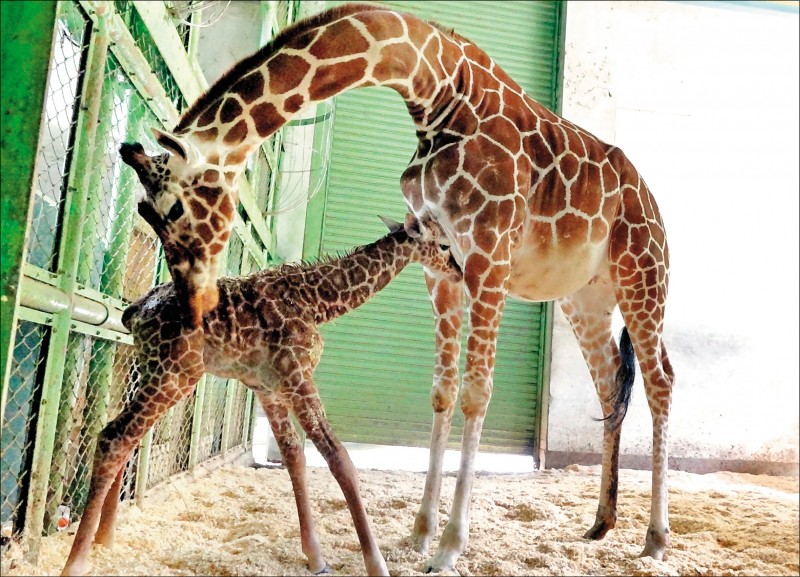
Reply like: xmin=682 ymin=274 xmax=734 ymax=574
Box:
xmin=119 ymin=3 xmax=675 ymax=573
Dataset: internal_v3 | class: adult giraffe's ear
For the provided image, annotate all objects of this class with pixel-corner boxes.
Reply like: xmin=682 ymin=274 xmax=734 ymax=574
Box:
xmin=403 ymin=213 xmax=422 ymax=239
xmin=151 ymin=128 xmax=199 ymax=163
xmin=378 ymin=215 xmax=403 ymax=233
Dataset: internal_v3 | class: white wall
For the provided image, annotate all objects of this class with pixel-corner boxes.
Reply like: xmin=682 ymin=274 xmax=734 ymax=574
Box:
xmin=548 ymin=0 xmax=799 ymax=468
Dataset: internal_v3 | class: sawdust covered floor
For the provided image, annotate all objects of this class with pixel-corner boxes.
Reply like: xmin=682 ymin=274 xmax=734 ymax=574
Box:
xmin=3 ymin=463 xmax=798 ymax=576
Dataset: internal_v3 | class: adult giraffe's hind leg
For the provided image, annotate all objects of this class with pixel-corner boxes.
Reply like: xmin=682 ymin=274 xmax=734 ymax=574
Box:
xmin=609 ymin=181 xmax=674 ymax=560
xmin=61 ymin=328 xmax=204 ymax=576
xmin=558 ymin=274 xmax=632 ymax=541
xmin=258 ymin=393 xmax=328 ymax=575
xmin=412 ymin=269 xmax=464 ymax=556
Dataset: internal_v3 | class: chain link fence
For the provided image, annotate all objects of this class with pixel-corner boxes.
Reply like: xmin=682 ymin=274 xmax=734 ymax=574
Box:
xmin=25 ymin=1 xmax=90 ymax=274
xmin=0 ymin=0 xmax=314 ymax=552
xmin=1 ymin=322 xmax=51 ymax=536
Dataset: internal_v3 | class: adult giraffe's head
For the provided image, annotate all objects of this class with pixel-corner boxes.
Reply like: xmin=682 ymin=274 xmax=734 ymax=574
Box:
xmin=120 ymin=129 xmax=236 ymax=327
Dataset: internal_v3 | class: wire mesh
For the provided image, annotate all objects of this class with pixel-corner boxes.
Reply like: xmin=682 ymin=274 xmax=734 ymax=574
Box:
xmin=25 ymin=2 xmax=90 ymax=273
xmin=77 ymin=52 xmax=163 ymax=302
xmin=225 ymin=382 xmax=249 ymax=451
xmin=146 ymin=394 xmax=195 ymax=488
xmin=196 ymin=377 xmax=228 ymax=462
xmin=115 ymin=1 xmax=186 ymax=111
xmin=43 ymin=334 xmax=139 ymax=533
xmin=1 ymin=322 xmax=50 ymax=536
xmin=3 ymin=0 xmax=273 ymax=548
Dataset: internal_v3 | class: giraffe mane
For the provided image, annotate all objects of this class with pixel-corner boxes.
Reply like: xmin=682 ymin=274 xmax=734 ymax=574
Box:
xmin=426 ymin=20 xmax=472 ymax=44
xmin=282 ymin=229 xmax=408 ymax=272
xmin=175 ymin=3 xmax=389 ymax=134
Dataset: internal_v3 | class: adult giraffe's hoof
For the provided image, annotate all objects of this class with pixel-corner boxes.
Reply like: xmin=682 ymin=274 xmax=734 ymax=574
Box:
xmin=583 ymin=508 xmax=616 ymax=541
xmin=639 ymin=527 xmax=669 ymax=560
xmin=423 ymin=560 xmax=458 ymax=575
xmin=583 ymin=519 xmax=613 ymax=541
xmin=423 ymin=551 xmax=460 ymax=575
xmin=412 ymin=532 xmax=432 ymax=556
xmin=311 ymin=563 xmax=332 ymax=575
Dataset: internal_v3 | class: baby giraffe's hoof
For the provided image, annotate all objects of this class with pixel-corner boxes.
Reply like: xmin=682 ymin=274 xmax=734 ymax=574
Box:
xmin=312 ymin=564 xmax=332 ymax=575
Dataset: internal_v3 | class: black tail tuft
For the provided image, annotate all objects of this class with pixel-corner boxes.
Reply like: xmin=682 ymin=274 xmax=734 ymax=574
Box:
xmin=594 ymin=327 xmax=636 ymax=427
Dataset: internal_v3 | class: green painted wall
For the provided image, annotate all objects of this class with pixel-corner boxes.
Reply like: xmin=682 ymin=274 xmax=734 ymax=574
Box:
xmin=0 ymin=1 xmax=58 ymax=423
xmin=308 ymin=1 xmax=563 ymax=454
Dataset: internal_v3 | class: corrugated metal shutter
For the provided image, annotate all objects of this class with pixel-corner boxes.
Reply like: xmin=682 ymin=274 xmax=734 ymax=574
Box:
xmin=310 ymin=1 xmax=562 ymax=454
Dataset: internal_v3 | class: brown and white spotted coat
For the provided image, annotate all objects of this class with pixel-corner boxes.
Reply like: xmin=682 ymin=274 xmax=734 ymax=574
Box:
xmin=61 ymin=216 xmax=459 ymax=576
xmin=112 ymin=3 xmax=675 ymax=574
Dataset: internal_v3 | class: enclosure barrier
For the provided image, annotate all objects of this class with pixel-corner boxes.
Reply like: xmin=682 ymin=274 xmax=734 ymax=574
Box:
xmin=0 ymin=0 xmax=318 ymax=562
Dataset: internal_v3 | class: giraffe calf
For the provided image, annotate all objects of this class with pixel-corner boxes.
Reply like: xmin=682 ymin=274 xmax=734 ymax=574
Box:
xmin=61 ymin=215 xmax=460 ymax=577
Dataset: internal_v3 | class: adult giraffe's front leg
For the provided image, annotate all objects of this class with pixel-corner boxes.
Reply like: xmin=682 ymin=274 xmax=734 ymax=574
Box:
xmin=424 ymin=254 xmax=510 ymax=574
xmin=413 ymin=269 xmax=464 ymax=555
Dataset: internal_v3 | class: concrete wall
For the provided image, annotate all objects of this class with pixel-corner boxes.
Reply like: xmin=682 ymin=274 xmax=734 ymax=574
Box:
xmin=547 ymin=1 xmax=799 ymax=473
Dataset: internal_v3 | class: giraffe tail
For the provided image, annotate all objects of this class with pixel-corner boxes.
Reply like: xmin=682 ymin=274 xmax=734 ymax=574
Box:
xmin=595 ymin=327 xmax=636 ymax=428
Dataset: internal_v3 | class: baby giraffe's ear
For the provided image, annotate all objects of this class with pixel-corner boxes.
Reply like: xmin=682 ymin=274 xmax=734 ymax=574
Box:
xmin=378 ymin=215 xmax=403 ymax=233
xmin=404 ymin=213 xmax=422 ymax=239
xmin=151 ymin=128 xmax=199 ymax=163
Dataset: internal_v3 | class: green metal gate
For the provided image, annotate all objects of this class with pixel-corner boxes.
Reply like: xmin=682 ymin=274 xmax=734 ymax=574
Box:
xmin=305 ymin=1 xmax=564 ymax=455
xmin=0 ymin=0 xmax=302 ymax=559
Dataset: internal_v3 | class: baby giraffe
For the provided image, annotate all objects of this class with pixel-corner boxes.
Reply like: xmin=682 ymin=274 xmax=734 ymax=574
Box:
xmin=61 ymin=215 xmax=460 ymax=577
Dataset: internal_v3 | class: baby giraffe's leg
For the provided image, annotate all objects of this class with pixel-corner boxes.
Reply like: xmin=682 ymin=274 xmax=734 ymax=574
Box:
xmin=291 ymin=378 xmax=389 ymax=577
xmin=62 ymin=328 xmax=204 ymax=576
xmin=259 ymin=393 xmax=328 ymax=574
xmin=94 ymin=466 xmax=125 ymax=546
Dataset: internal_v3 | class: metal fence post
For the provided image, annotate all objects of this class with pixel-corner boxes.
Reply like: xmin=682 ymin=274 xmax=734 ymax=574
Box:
xmin=134 ymin=427 xmax=152 ymax=507
xmin=221 ymin=381 xmax=236 ymax=453
xmin=187 ymin=376 xmax=207 ymax=470
xmin=23 ymin=7 xmax=109 ymax=560
xmin=45 ymin=334 xmax=83 ymax=532
xmin=46 ymin=53 xmax=118 ymax=531
xmin=241 ymin=390 xmax=254 ymax=448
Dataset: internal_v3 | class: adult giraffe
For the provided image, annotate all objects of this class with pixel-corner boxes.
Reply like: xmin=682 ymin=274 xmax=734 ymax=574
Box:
xmin=112 ymin=3 xmax=674 ymax=573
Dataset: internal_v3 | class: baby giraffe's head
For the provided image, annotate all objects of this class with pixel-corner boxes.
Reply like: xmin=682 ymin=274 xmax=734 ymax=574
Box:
xmin=120 ymin=130 xmax=237 ymax=327
xmin=382 ymin=214 xmax=462 ymax=283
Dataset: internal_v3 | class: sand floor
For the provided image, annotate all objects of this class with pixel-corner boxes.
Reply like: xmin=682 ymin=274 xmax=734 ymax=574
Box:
xmin=2 ymin=462 xmax=798 ymax=576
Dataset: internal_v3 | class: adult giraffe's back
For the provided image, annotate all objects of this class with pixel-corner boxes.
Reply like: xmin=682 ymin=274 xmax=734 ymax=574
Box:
xmin=111 ymin=3 xmax=674 ymax=574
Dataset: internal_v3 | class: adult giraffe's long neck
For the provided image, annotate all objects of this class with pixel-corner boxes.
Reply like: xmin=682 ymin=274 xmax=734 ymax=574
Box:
xmin=173 ymin=3 xmax=465 ymax=169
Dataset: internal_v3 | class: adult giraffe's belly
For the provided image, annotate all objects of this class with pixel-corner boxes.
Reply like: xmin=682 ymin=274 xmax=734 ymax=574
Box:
xmin=506 ymin=236 xmax=610 ymax=302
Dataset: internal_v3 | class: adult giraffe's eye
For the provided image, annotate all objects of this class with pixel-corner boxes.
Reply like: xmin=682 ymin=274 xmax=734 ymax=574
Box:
xmin=165 ymin=200 xmax=184 ymax=222
xmin=439 ymin=244 xmax=449 ymax=251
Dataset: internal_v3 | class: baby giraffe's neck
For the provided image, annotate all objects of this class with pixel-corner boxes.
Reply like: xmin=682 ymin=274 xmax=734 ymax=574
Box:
xmin=284 ymin=231 xmax=417 ymax=324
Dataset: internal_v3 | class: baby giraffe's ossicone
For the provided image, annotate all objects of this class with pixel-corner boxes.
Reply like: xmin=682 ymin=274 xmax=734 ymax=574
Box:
xmin=60 ymin=215 xmax=460 ymax=577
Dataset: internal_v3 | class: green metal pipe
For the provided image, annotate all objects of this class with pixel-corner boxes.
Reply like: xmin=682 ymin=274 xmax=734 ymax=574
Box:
xmin=18 ymin=275 xmax=127 ymax=334
xmin=24 ymin=7 xmax=109 ymax=559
